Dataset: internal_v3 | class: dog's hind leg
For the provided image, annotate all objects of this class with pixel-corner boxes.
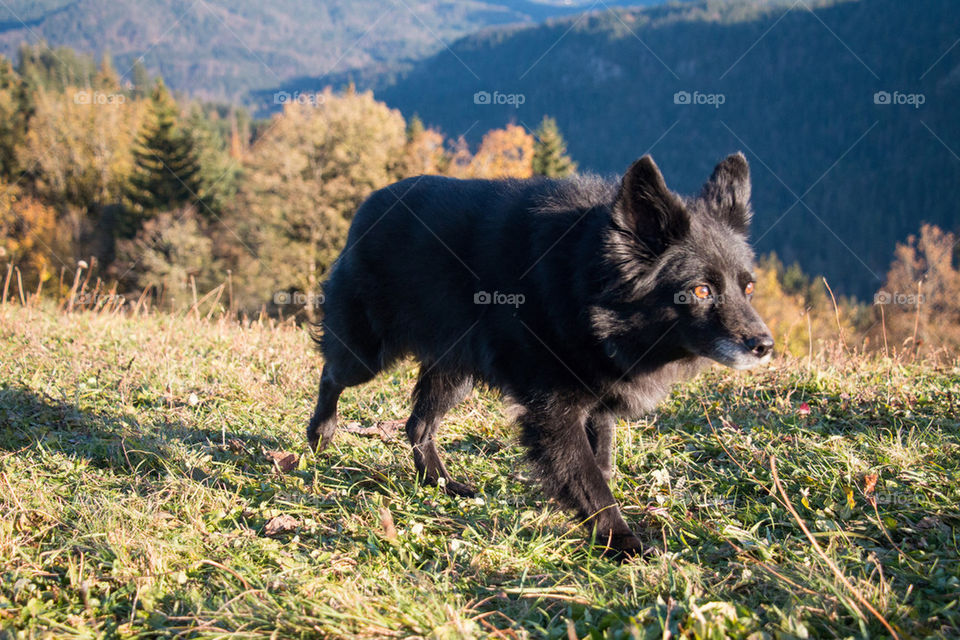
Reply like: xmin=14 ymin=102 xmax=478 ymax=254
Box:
xmin=308 ymin=328 xmax=382 ymax=452
xmin=585 ymin=411 xmax=616 ymax=483
xmin=307 ymin=367 xmax=346 ymax=452
xmin=405 ymin=368 xmax=475 ymax=497
xmin=519 ymin=400 xmax=641 ymax=560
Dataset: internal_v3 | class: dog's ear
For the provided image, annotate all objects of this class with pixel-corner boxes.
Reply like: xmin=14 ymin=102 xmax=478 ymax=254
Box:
xmin=615 ymin=155 xmax=689 ymax=253
xmin=701 ymin=152 xmax=752 ymax=234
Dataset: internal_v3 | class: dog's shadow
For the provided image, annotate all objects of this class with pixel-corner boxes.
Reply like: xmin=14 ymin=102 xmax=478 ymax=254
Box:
xmin=0 ymin=385 xmax=290 ymax=481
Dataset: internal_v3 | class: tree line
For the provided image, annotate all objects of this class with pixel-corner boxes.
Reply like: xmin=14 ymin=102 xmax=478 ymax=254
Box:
xmin=0 ymin=45 xmax=575 ymax=310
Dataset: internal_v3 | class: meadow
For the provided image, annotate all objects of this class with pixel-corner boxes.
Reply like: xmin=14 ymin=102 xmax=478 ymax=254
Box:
xmin=0 ymin=301 xmax=958 ymax=638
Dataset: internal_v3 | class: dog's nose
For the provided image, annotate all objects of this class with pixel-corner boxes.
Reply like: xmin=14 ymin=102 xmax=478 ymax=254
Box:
xmin=746 ymin=335 xmax=774 ymax=358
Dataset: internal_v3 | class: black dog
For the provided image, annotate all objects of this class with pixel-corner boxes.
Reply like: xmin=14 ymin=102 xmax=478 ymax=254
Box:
xmin=308 ymin=153 xmax=773 ymax=558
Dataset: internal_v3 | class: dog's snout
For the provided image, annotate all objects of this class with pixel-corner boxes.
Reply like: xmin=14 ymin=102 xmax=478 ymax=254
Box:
xmin=746 ymin=335 xmax=774 ymax=358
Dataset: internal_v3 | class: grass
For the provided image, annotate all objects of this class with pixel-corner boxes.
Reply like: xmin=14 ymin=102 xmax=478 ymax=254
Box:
xmin=0 ymin=302 xmax=958 ymax=639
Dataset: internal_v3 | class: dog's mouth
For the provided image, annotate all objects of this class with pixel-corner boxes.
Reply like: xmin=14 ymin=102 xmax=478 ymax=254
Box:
xmin=705 ymin=338 xmax=773 ymax=370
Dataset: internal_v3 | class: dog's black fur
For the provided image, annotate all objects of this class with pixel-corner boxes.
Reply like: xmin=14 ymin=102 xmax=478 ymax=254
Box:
xmin=308 ymin=153 xmax=773 ymax=558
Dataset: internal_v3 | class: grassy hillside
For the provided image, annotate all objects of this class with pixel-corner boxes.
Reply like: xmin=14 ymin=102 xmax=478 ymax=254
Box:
xmin=362 ymin=0 xmax=960 ymax=299
xmin=1 ymin=302 xmax=958 ymax=637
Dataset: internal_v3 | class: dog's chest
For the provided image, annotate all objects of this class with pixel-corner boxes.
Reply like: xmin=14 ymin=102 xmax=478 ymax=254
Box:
xmin=605 ymin=359 xmax=704 ymax=418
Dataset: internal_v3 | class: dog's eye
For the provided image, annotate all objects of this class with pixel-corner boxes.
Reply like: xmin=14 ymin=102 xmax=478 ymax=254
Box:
xmin=693 ymin=285 xmax=712 ymax=299
xmin=744 ymin=282 xmax=755 ymax=296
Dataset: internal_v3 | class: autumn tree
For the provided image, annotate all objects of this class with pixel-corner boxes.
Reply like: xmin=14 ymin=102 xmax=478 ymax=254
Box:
xmin=394 ymin=115 xmax=446 ymax=177
xmin=872 ymin=224 xmax=960 ymax=354
xmin=0 ymin=57 xmax=26 ymax=180
xmin=16 ymin=42 xmax=98 ymax=93
xmin=0 ymin=180 xmax=72 ymax=291
xmin=18 ymin=85 xmax=144 ymax=210
xmin=532 ymin=115 xmax=576 ymax=177
xmin=449 ymin=124 xmax=534 ymax=179
xmin=750 ymin=254 xmax=861 ymax=357
xmin=227 ymin=87 xmax=407 ymax=309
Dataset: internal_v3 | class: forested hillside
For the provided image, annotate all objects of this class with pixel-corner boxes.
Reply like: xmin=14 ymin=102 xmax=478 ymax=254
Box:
xmin=0 ymin=0 xmax=667 ymax=102
xmin=352 ymin=0 xmax=960 ymax=297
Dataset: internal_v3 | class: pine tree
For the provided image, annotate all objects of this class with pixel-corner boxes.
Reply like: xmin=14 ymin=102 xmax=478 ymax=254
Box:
xmin=124 ymin=80 xmax=203 ymax=233
xmin=532 ymin=115 xmax=576 ymax=178
xmin=131 ymin=59 xmax=151 ymax=99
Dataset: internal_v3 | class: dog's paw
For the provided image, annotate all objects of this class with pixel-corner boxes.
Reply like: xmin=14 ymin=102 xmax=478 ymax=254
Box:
xmin=442 ymin=480 xmax=476 ymax=498
xmin=598 ymin=533 xmax=644 ymax=562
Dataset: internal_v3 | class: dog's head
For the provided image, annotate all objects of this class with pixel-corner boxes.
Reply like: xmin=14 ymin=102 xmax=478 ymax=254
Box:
xmin=605 ymin=152 xmax=773 ymax=370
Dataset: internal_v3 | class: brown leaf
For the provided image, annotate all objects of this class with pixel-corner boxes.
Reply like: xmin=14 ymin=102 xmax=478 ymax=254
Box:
xmin=342 ymin=419 xmax=405 ymax=442
xmin=265 ymin=450 xmax=299 ymax=473
xmin=263 ymin=514 xmax=299 ymax=536
xmin=863 ymin=473 xmax=879 ymax=497
xmin=379 ymin=506 xmax=398 ymax=541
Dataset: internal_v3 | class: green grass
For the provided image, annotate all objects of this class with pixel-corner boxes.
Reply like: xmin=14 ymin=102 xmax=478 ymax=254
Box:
xmin=0 ymin=303 xmax=958 ymax=638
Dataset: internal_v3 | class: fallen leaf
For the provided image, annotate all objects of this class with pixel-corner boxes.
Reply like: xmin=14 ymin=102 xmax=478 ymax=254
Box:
xmin=863 ymin=473 xmax=878 ymax=497
xmin=265 ymin=450 xmax=299 ymax=473
xmin=379 ymin=506 xmax=398 ymax=540
xmin=342 ymin=419 xmax=405 ymax=442
xmin=263 ymin=514 xmax=298 ymax=536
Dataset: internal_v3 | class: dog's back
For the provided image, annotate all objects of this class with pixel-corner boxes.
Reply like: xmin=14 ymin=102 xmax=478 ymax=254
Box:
xmin=321 ymin=175 xmax=614 ymax=391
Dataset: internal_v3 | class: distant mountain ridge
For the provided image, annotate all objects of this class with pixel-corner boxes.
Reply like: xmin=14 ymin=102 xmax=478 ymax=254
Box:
xmin=0 ymin=0 xmax=669 ymax=101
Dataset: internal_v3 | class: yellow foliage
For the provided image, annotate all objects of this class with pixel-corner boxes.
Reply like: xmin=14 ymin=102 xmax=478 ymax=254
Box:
xmin=449 ymin=124 xmax=534 ymax=179
xmin=870 ymin=224 xmax=960 ymax=355
xmin=0 ymin=181 xmax=71 ymax=288
xmin=751 ymin=257 xmax=860 ymax=357
xmin=17 ymin=86 xmax=146 ymax=207
xmin=229 ymin=87 xmax=408 ymax=307
xmin=398 ymin=126 xmax=446 ymax=177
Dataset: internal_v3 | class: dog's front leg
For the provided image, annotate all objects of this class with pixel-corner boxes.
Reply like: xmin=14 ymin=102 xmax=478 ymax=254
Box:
xmin=585 ymin=410 xmax=616 ymax=482
xmin=519 ymin=400 xmax=641 ymax=559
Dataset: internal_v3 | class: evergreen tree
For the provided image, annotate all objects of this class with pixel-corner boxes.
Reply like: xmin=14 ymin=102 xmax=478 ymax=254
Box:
xmin=125 ymin=80 xmax=203 ymax=233
xmin=131 ymin=59 xmax=151 ymax=98
xmin=532 ymin=115 xmax=576 ymax=178
xmin=185 ymin=103 xmax=240 ymax=217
